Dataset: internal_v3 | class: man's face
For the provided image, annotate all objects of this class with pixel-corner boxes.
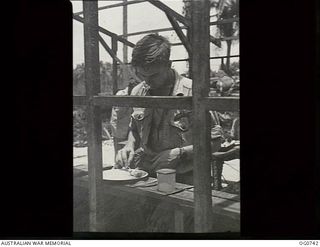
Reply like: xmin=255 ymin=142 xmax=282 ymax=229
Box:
xmin=135 ymin=63 xmax=171 ymax=89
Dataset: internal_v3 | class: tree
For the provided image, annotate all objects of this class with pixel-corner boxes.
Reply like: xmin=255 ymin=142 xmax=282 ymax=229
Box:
xmin=183 ymin=0 xmax=239 ymax=75
xmin=214 ymin=0 xmax=239 ymax=74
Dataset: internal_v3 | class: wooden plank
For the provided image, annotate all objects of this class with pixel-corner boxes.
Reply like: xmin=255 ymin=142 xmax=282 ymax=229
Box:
xmin=83 ymin=1 xmax=104 ymax=232
xmin=170 ymin=55 xmax=240 ymax=63
xmin=123 ymin=0 xmax=128 ymax=64
xmin=187 ymin=187 xmax=240 ymax=202
xmin=116 ymin=54 xmax=239 ymax=64
xmin=120 ymin=26 xmax=187 ymax=38
xmin=74 ymin=0 xmax=146 ymax=16
xmin=191 ymin=0 xmax=213 ymax=232
xmin=122 ymin=0 xmax=129 ymax=83
xmin=146 ymin=0 xmax=190 ymax=27
xmin=146 ymin=0 xmax=220 ymax=48
xmin=93 ymin=95 xmax=192 ymax=109
xmin=174 ymin=206 xmax=184 ymax=232
xmin=165 ymin=13 xmax=192 ymax=55
xmin=93 ymin=95 xmax=239 ymax=112
xmin=74 ymin=176 xmax=240 ymax=221
xmin=210 ymin=36 xmax=222 ymax=48
xmin=98 ymin=35 xmax=123 ymax=65
xmin=98 ymin=35 xmax=141 ymax=83
xmin=73 ymin=15 xmax=135 ymax=48
xmin=112 ymin=37 xmax=118 ymax=95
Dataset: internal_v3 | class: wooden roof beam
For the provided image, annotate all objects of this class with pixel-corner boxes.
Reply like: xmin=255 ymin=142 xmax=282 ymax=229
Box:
xmin=73 ymin=0 xmax=146 ymax=16
xmin=146 ymin=0 xmax=221 ymax=48
xmin=98 ymin=34 xmax=123 ymax=65
xmin=166 ymin=13 xmax=192 ymax=56
xmin=98 ymin=35 xmax=141 ymax=83
xmin=73 ymin=15 xmax=135 ymax=48
xmin=146 ymin=0 xmax=190 ymax=26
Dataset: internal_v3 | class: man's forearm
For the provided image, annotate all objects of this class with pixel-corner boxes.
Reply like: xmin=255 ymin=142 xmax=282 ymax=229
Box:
xmin=126 ymin=130 xmax=136 ymax=149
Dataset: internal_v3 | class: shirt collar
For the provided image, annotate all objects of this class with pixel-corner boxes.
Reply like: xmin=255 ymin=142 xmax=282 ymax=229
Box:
xmin=140 ymin=69 xmax=180 ymax=96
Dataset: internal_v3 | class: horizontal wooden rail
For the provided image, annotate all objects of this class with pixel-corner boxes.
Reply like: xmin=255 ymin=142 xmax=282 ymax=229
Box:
xmin=170 ymin=54 xmax=240 ymax=63
xmin=120 ymin=26 xmax=187 ymax=38
xmin=73 ymin=0 xmax=146 ymax=16
xmin=73 ymin=15 xmax=135 ymax=48
xmin=146 ymin=0 xmax=190 ymax=27
xmin=119 ymin=17 xmax=238 ymax=38
xmin=74 ymin=96 xmax=239 ymax=112
xmin=93 ymin=96 xmax=192 ymax=109
xmin=118 ymin=54 xmax=240 ymax=65
xmin=92 ymin=95 xmax=239 ymax=111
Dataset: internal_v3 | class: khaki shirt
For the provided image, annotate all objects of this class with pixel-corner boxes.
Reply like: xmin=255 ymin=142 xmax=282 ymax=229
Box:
xmin=130 ymin=70 xmax=192 ymax=154
xmin=110 ymin=87 xmax=132 ymax=139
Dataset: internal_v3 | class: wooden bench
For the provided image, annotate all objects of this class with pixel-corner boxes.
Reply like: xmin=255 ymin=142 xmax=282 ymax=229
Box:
xmin=74 ymin=174 xmax=240 ymax=232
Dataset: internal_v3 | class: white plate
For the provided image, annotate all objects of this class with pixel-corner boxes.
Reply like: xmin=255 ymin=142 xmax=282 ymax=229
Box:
xmin=103 ymin=168 xmax=148 ymax=182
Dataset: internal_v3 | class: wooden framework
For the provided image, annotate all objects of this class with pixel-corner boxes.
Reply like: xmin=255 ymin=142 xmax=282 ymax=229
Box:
xmin=74 ymin=0 xmax=239 ymax=232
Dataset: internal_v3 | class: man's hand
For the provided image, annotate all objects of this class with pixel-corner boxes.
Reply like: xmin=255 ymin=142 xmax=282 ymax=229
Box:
xmin=115 ymin=144 xmax=135 ymax=168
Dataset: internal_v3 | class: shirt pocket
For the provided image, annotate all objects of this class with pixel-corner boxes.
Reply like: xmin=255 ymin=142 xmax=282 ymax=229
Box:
xmin=131 ymin=108 xmax=152 ymax=140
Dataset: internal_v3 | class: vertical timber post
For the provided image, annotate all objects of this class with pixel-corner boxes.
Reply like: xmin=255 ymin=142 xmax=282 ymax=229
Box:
xmin=191 ymin=0 xmax=213 ymax=232
xmin=123 ymin=0 xmax=129 ymax=83
xmin=112 ymin=37 xmax=118 ymax=95
xmin=83 ymin=0 xmax=104 ymax=232
xmin=184 ymin=0 xmax=193 ymax=78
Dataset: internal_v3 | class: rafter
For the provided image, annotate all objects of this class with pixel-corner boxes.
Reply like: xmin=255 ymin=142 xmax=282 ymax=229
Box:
xmin=73 ymin=0 xmax=146 ymax=16
xmin=73 ymin=15 xmax=135 ymax=48
xmin=146 ymin=0 xmax=221 ymax=48
xmin=166 ymin=13 xmax=192 ymax=55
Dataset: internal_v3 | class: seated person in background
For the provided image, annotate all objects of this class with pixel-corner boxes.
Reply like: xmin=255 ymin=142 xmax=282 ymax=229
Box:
xmin=215 ymin=70 xmax=235 ymax=96
xmin=210 ymin=110 xmax=240 ymax=149
xmin=110 ymin=78 xmax=139 ymax=158
xmin=115 ymin=34 xmax=221 ymax=184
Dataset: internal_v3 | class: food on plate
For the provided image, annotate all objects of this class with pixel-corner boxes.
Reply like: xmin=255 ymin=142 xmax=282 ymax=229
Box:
xmin=129 ymin=169 xmax=144 ymax=178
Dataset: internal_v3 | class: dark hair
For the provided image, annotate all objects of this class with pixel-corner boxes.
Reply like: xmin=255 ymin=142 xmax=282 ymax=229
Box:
xmin=131 ymin=34 xmax=171 ymax=67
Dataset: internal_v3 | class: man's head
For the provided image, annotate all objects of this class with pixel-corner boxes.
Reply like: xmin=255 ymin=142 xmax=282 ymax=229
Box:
xmin=131 ymin=34 xmax=172 ymax=89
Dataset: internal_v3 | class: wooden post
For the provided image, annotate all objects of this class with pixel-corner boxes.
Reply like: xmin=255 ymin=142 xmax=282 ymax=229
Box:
xmin=187 ymin=26 xmax=193 ymax=79
xmin=112 ymin=37 xmax=118 ymax=95
xmin=83 ymin=0 xmax=104 ymax=232
xmin=123 ymin=0 xmax=128 ymax=64
xmin=183 ymin=0 xmax=193 ymax=78
xmin=174 ymin=206 xmax=184 ymax=232
xmin=166 ymin=13 xmax=192 ymax=56
xmin=123 ymin=0 xmax=129 ymax=84
xmin=191 ymin=0 xmax=213 ymax=232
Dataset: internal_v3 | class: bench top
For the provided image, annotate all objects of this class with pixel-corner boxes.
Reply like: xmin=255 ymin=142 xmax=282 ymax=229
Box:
xmin=74 ymin=176 xmax=240 ymax=221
